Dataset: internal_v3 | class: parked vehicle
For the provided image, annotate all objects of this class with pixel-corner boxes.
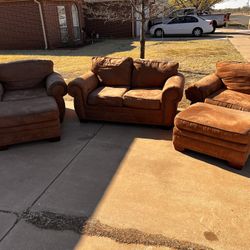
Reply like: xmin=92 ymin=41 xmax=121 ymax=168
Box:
xmin=149 ymin=8 xmax=230 ymax=33
xmin=150 ymin=15 xmax=214 ymax=37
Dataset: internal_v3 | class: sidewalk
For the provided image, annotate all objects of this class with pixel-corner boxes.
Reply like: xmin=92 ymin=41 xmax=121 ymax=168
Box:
xmin=221 ymin=28 xmax=250 ymax=61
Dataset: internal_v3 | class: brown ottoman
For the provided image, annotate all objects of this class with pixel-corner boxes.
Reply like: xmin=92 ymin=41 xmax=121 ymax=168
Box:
xmin=173 ymin=103 xmax=250 ymax=169
xmin=0 ymin=97 xmax=61 ymax=149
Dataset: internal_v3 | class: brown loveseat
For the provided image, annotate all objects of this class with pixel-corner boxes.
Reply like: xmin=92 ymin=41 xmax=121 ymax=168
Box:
xmin=68 ymin=57 xmax=184 ymax=127
xmin=0 ymin=60 xmax=67 ymax=149
xmin=185 ymin=61 xmax=250 ymax=111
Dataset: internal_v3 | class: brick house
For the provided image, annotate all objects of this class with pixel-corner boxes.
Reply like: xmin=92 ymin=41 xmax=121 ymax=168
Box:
xmin=0 ymin=0 xmax=85 ymax=49
xmin=84 ymin=0 xmax=161 ymax=38
xmin=84 ymin=0 xmax=136 ymax=38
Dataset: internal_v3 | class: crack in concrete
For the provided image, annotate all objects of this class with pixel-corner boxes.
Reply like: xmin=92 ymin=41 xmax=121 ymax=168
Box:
xmin=0 ymin=210 xmax=18 ymax=217
xmin=23 ymin=210 xmax=214 ymax=250
xmin=0 ymin=124 xmax=104 ymax=243
xmin=29 ymin=124 xmax=104 ymax=209
xmin=0 ymin=210 xmax=19 ymax=242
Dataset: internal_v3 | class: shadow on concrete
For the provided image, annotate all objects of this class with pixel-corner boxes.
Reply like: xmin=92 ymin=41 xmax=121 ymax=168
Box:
xmin=1 ymin=107 xmax=249 ymax=249
xmin=0 ymin=107 xmax=173 ymax=248
xmin=183 ymin=150 xmax=250 ymax=178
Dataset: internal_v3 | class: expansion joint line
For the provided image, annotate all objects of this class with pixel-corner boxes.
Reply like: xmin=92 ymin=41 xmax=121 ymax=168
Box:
xmin=0 ymin=123 xmax=104 ymax=243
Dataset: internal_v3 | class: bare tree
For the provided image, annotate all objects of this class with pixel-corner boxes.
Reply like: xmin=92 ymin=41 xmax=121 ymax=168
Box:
xmin=168 ymin=0 xmax=227 ymax=11
xmin=85 ymin=0 xmax=171 ymax=59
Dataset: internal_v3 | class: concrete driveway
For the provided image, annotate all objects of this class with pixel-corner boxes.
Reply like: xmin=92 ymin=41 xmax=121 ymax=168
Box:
xmin=0 ymin=102 xmax=249 ymax=250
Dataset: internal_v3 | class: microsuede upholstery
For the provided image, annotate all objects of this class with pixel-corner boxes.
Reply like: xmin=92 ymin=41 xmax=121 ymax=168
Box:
xmin=174 ymin=127 xmax=249 ymax=153
xmin=0 ymin=60 xmax=68 ymax=148
xmin=132 ymin=59 xmax=179 ymax=88
xmin=216 ymin=61 xmax=250 ymax=94
xmin=91 ymin=57 xmax=133 ymax=86
xmin=175 ymin=103 xmax=250 ymax=144
xmin=173 ymin=102 xmax=250 ymax=168
xmin=185 ymin=74 xmax=223 ymax=103
xmin=68 ymin=58 xmax=184 ymax=127
xmin=88 ymin=86 xmax=129 ymax=107
xmin=205 ymin=89 xmax=250 ymax=112
xmin=3 ymin=88 xmax=47 ymax=102
xmin=0 ymin=60 xmax=53 ymax=90
xmin=0 ymin=83 xmax=3 ymax=101
xmin=0 ymin=97 xmax=59 ymax=128
xmin=123 ymin=89 xmax=162 ymax=110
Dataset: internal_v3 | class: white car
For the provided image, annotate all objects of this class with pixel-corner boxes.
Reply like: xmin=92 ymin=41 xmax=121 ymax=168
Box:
xmin=150 ymin=15 xmax=213 ymax=37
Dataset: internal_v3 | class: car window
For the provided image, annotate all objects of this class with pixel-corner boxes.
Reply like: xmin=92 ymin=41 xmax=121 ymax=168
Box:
xmin=184 ymin=16 xmax=198 ymax=23
xmin=168 ymin=17 xmax=185 ymax=24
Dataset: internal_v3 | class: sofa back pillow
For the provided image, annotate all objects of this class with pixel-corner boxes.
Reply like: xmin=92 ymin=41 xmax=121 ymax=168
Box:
xmin=132 ymin=59 xmax=179 ymax=88
xmin=0 ymin=60 xmax=53 ymax=91
xmin=91 ymin=57 xmax=133 ymax=86
xmin=216 ymin=61 xmax=250 ymax=94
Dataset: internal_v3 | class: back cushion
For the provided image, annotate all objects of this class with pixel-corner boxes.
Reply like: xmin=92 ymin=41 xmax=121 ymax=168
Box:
xmin=216 ymin=61 xmax=250 ymax=94
xmin=132 ymin=59 xmax=179 ymax=88
xmin=91 ymin=57 xmax=133 ymax=86
xmin=0 ymin=60 xmax=53 ymax=90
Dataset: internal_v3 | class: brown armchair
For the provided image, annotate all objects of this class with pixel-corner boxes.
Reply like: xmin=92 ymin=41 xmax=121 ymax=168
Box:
xmin=68 ymin=57 xmax=185 ymax=127
xmin=185 ymin=62 xmax=250 ymax=112
xmin=0 ymin=60 xmax=67 ymax=149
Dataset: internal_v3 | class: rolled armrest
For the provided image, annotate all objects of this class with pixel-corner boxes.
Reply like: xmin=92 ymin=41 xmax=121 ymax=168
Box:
xmin=46 ymin=72 xmax=67 ymax=122
xmin=161 ymin=73 xmax=185 ymax=127
xmin=68 ymin=71 xmax=99 ymax=102
xmin=162 ymin=73 xmax=185 ymax=103
xmin=46 ymin=72 xmax=67 ymax=97
xmin=185 ymin=73 xmax=223 ymax=103
xmin=68 ymin=71 xmax=99 ymax=121
xmin=0 ymin=83 xmax=4 ymax=101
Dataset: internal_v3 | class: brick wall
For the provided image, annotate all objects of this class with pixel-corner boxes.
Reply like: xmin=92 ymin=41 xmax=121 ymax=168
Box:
xmin=42 ymin=0 xmax=85 ymax=48
xmin=0 ymin=0 xmax=85 ymax=49
xmin=0 ymin=1 xmax=44 ymax=49
xmin=85 ymin=1 xmax=133 ymax=38
xmin=86 ymin=19 xmax=133 ymax=38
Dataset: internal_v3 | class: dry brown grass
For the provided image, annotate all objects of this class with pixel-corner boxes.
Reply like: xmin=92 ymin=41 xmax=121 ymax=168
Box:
xmin=0 ymin=39 xmax=244 ymax=108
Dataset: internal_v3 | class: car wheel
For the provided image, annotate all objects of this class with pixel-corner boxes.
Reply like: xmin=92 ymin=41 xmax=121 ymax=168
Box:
xmin=193 ymin=28 xmax=203 ymax=37
xmin=154 ymin=28 xmax=164 ymax=38
xmin=211 ymin=21 xmax=217 ymax=33
xmin=211 ymin=26 xmax=216 ymax=34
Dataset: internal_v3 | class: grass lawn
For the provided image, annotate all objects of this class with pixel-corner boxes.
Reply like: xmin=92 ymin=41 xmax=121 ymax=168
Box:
xmin=0 ymin=39 xmax=244 ymax=108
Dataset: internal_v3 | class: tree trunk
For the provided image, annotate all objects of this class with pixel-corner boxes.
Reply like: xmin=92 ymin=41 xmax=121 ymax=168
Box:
xmin=140 ymin=0 xmax=146 ymax=59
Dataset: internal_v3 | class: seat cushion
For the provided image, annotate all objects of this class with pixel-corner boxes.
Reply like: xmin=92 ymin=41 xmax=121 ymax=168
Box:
xmin=205 ymin=89 xmax=250 ymax=112
xmin=132 ymin=59 xmax=179 ymax=88
xmin=3 ymin=88 xmax=47 ymax=102
xmin=0 ymin=60 xmax=53 ymax=90
xmin=175 ymin=103 xmax=250 ymax=144
xmin=0 ymin=97 xmax=59 ymax=128
xmin=123 ymin=89 xmax=162 ymax=110
xmin=88 ymin=86 xmax=129 ymax=107
xmin=216 ymin=61 xmax=250 ymax=94
xmin=91 ymin=57 xmax=133 ymax=86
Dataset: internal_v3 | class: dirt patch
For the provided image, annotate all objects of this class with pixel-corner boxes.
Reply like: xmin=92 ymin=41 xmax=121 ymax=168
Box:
xmin=23 ymin=210 xmax=213 ymax=250
xmin=22 ymin=211 xmax=87 ymax=234
xmin=204 ymin=231 xmax=219 ymax=242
